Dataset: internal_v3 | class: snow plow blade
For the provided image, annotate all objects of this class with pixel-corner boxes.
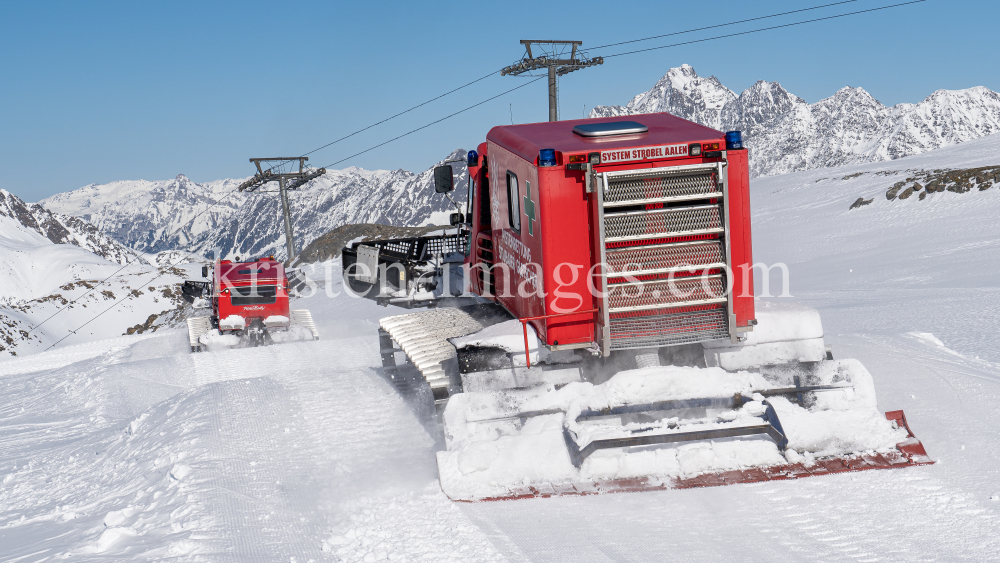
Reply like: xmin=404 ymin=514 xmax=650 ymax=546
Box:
xmin=435 ymin=360 xmax=933 ymax=502
xmin=447 ymin=410 xmax=931 ymax=502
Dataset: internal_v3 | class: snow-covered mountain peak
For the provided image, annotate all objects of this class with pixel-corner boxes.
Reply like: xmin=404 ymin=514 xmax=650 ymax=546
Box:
xmin=826 ymin=86 xmax=879 ymax=104
xmin=338 ymin=166 xmax=388 ymax=178
xmin=741 ymin=79 xmax=799 ymax=102
xmin=672 ymin=63 xmax=696 ymax=77
xmin=591 ymin=65 xmax=736 ymax=130
xmin=723 ymin=80 xmax=804 ymax=131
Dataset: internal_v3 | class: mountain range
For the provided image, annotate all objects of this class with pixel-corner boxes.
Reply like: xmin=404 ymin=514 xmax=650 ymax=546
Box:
xmin=591 ymin=65 xmax=1000 ymax=178
xmin=40 ymin=151 xmax=469 ymax=261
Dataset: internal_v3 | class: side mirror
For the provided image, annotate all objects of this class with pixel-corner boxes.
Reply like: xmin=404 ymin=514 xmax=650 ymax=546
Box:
xmin=202 ymin=265 xmax=209 ymax=278
xmin=450 ymin=212 xmax=464 ymax=226
xmin=434 ymin=165 xmax=454 ymax=193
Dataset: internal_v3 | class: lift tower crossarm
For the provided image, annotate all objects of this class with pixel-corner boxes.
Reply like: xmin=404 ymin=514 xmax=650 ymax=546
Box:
xmin=502 ymin=40 xmax=603 ymax=122
xmin=238 ymin=157 xmax=326 ymax=262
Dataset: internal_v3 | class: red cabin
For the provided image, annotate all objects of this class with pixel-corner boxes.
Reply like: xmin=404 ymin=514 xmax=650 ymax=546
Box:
xmin=213 ymin=257 xmax=291 ymax=333
xmin=463 ymin=113 xmax=756 ymax=355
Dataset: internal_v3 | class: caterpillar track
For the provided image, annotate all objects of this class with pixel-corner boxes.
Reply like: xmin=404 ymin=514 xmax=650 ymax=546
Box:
xmin=376 ymin=304 xmax=511 ymax=412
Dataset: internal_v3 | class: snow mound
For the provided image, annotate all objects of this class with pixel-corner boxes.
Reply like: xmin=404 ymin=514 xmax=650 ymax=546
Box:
xmin=198 ymin=329 xmax=240 ymax=351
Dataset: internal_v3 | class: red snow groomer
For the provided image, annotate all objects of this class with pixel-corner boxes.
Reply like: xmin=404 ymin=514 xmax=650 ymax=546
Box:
xmin=182 ymin=257 xmax=318 ymax=352
xmin=343 ymin=114 xmax=931 ymax=501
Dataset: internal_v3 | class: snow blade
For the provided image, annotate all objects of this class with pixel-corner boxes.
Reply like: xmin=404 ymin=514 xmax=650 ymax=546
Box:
xmin=186 ymin=317 xmax=212 ymax=352
xmin=449 ymin=410 xmax=932 ymax=502
xmin=289 ymin=309 xmax=320 ymax=340
xmin=437 ymin=360 xmax=933 ymax=502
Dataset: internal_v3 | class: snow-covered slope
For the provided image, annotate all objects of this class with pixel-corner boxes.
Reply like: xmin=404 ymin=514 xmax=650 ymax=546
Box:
xmin=592 ymin=64 xmax=1000 ymax=178
xmin=0 ymin=188 xmax=150 ymax=306
xmin=0 ymin=192 xmax=195 ymax=355
xmin=1 ymin=136 xmax=998 ymax=559
xmin=0 ymin=261 xmax=194 ymax=356
xmin=749 ymin=132 xmax=1000 ymax=360
xmin=40 ymin=152 xmax=469 ymax=260
xmin=0 ymin=189 xmax=140 ymax=265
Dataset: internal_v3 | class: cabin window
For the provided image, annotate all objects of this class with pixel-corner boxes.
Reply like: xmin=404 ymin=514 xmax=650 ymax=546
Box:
xmin=467 ymin=178 xmax=475 ymax=223
xmin=480 ymin=175 xmax=491 ymax=226
xmin=506 ymin=171 xmax=521 ymax=233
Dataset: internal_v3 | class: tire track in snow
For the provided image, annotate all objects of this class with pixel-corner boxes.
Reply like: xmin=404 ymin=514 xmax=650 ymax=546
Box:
xmin=193 ymin=342 xmax=337 ymax=562
xmin=265 ymin=336 xmax=512 ymax=562
xmin=188 ymin=337 xmax=442 ymax=560
xmin=205 ymin=376 xmax=325 ymax=562
xmin=741 ymin=468 xmax=999 ymax=562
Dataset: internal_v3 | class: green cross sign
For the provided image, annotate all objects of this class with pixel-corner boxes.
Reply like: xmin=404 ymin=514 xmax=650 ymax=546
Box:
xmin=523 ymin=181 xmax=536 ymax=236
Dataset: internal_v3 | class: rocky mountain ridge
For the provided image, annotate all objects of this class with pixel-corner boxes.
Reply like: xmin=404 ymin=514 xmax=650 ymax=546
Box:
xmin=0 ymin=189 xmax=141 ymax=264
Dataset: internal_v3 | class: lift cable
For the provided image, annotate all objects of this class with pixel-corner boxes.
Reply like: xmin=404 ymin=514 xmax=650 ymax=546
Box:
xmin=602 ymin=1 xmax=926 ymax=59
xmin=258 ymin=0 xmax=873 ymax=174
xmin=586 ymin=0 xmax=860 ymax=51
xmin=320 ymin=76 xmax=545 ymax=170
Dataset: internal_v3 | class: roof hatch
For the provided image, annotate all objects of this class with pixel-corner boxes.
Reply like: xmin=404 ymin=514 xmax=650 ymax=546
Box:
xmin=572 ymin=120 xmax=649 ymax=137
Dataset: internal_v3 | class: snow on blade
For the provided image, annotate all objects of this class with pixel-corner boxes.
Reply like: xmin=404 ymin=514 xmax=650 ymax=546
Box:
xmin=437 ymin=360 xmax=909 ymax=501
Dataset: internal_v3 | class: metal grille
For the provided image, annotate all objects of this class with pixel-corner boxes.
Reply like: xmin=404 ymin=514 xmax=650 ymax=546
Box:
xmin=609 ymin=307 xmax=729 ymax=350
xmin=607 ymin=275 xmax=726 ymax=312
xmin=423 ymin=234 xmax=468 ymax=255
xmin=605 ymin=172 xmax=717 ymax=205
xmin=605 ymin=240 xmax=724 ymax=276
xmin=369 ymin=233 xmax=469 ymax=260
xmin=230 ymin=285 xmax=277 ymax=305
xmin=604 ymin=205 xmax=722 ymax=242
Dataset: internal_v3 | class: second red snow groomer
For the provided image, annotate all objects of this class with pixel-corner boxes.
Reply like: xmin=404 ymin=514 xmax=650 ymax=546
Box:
xmin=182 ymin=257 xmax=319 ymax=351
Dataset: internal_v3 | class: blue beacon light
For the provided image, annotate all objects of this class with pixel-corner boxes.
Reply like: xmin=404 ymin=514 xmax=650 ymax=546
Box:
xmin=725 ymin=131 xmax=743 ymax=150
xmin=539 ymin=148 xmax=557 ymax=166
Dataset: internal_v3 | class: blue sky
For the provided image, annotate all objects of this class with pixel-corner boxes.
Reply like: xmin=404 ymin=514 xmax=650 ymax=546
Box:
xmin=1 ymin=0 xmax=994 ymax=201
